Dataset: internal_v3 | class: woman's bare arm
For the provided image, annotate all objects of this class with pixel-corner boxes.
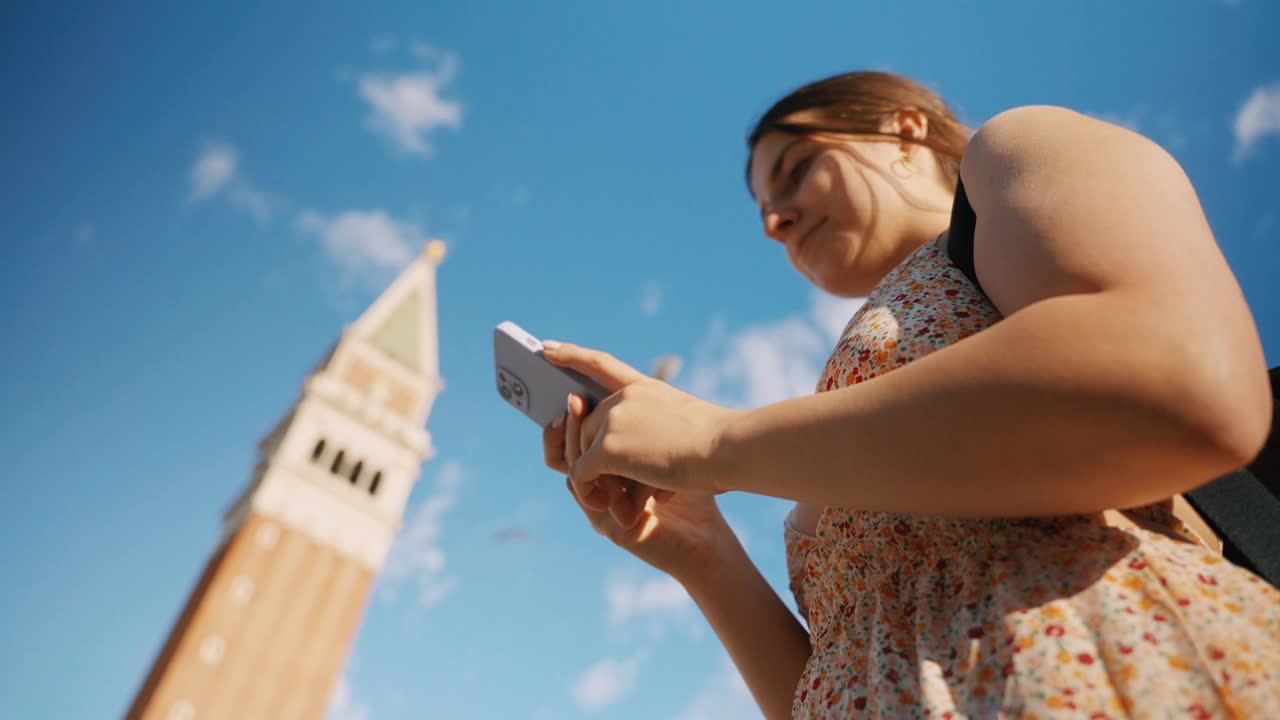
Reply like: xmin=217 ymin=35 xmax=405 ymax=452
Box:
xmin=714 ymin=106 xmax=1271 ymax=517
xmin=679 ymin=530 xmax=811 ymax=720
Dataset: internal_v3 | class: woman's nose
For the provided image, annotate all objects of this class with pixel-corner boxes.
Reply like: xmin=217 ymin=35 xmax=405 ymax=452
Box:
xmin=764 ymin=207 xmax=800 ymax=244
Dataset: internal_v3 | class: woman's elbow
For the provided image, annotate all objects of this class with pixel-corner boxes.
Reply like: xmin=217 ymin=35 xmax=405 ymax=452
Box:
xmin=1188 ymin=364 xmax=1273 ymax=472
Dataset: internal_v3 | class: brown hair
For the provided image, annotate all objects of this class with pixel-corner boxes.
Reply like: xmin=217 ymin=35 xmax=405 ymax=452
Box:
xmin=746 ymin=71 xmax=971 ymax=195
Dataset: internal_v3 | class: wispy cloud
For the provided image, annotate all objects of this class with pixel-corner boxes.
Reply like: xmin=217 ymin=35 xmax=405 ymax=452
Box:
xmin=1084 ymin=110 xmax=1142 ymax=133
xmin=1233 ymin=81 xmax=1280 ymax=165
xmin=641 ymin=281 xmax=662 ymax=316
xmin=191 ymin=141 xmax=238 ymax=200
xmin=606 ymin=572 xmax=692 ymax=625
xmin=380 ymin=461 xmax=463 ymax=609
xmin=810 ymin=292 xmax=867 ymax=344
xmin=408 ymin=41 xmax=445 ymax=63
xmin=571 ymin=651 xmax=647 ymax=711
xmin=188 ymin=140 xmax=276 ymax=224
xmin=297 ymin=208 xmax=428 ymax=289
xmin=325 ymin=672 xmax=371 ymax=720
xmin=684 ymin=291 xmax=865 ymax=409
xmin=673 ymin=656 xmax=763 ymax=720
xmin=228 ymin=185 xmax=272 ymax=224
xmin=359 ymin=50 xmax=462 ymax=157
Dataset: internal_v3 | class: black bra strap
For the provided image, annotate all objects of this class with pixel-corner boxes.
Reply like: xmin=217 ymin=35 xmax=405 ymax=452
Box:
xmin=945 ymin=178 xmax=988 ymax=300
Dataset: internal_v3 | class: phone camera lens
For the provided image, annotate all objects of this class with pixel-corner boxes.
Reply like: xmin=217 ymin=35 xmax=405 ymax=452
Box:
xmin=512 ymin=384 xmax=525 ymax=397
xmin=500 ymin=385 xmax=512 ymax=400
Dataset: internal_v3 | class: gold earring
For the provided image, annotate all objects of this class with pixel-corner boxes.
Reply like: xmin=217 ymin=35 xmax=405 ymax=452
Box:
xmin=891 ymin=149 xmax=915 ymax=179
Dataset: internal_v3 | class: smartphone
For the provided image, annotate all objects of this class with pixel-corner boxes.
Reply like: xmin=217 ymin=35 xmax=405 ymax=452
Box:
xmin=493 ymin=321 xmax=610 ymax=428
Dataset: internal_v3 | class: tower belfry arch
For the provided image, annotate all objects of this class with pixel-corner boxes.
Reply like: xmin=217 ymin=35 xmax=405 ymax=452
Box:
xmin=126 ymin=241 xmax=448 ymax=720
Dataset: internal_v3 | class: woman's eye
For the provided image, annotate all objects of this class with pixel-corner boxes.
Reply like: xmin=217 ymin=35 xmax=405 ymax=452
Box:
xmin=788 ymin=156 xmax=812 ymax=186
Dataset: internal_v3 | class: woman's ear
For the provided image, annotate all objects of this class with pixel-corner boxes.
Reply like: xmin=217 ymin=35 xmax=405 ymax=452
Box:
xmin=879 ymin=109 xmax=930 ymax=141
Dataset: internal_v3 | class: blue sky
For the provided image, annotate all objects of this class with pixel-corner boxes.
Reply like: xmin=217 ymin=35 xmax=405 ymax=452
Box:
xmin=3 ymin=2 xmax=1278 ymax=718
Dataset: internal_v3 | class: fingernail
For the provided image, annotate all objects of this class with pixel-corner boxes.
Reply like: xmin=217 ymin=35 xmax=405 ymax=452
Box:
xmin=566 ymin=394 xmax=574 ymax=413
xmin=551 ymin=413 xmax=565 ymax=429
xmin=543 ymin=339 xmax=561 ymax=350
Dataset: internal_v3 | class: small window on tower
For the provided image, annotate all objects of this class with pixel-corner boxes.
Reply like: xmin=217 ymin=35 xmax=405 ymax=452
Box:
xmin=370 ymin=471 xmax=383 ymax=495
xmin=311 ymin=439 xmax=326 ymax=462
xmin=199 ymin=635 xmax=225 ymax=666
xmin=229 ymin=575 xmax=254 ymax=605
xmin=350 ymin=460 xmax=363 ymax=485
xmin=167 ymin=699 xmax=195 ymax=720
xmin=331 ymin=449 xmax=345 ymax=475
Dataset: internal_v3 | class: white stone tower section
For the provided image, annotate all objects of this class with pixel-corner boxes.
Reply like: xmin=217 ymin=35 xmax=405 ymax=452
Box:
xmin=126 ymin=241 xmax=447 ymax=720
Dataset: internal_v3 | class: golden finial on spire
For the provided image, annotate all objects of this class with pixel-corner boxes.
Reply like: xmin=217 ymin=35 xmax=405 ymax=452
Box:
xmin=423 ymin=239 xmax=447 ymax=264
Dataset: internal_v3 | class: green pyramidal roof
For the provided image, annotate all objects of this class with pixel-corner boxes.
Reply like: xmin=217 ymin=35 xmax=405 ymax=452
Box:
xmin=367 ymin=286 xmax=422 ymax=371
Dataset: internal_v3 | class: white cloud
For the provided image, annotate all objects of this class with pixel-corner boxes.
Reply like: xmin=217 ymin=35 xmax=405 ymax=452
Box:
xmin=409 ymin=41 xmax=444 ymax=63
xmin=684 ymin=291 xmax=864 ymax=410
xmin=228 ymin=185 xmax=271 ymax=224
xmin=809 ymin=292 xmax=867 ymax=344
xmin=359 ymin=51 xmax=462 ymax=157
xmin=191 ymin=142 xmax=238 ymax=201
xmin=1233 ymin=82 xmax=1280 ymax=165
xmin=188 ymin=140 xmax=276 ymax=224
xmin=685 ymin=316 xmax=821 ymax=409
xmin=673 ymin=657 xmax=763 ymax=720
xmin=641 ymin=282 xmax=662 ymax=316
xmin=297 ymin=208 xmax=427 ymax=288
xmin=606 ymin=572 xmax=692 ymax=625
xmin=325 ymin=673 xmax=371 ymax=720
xmin=380 ymin=461 xmax=464 ymax=608
xmin=572 ymin=651 xmax=647 ymax=711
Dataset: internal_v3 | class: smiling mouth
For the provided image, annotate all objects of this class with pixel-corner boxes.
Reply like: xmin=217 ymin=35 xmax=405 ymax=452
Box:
xmin=791 ymin=218 xmax=827 ymax=260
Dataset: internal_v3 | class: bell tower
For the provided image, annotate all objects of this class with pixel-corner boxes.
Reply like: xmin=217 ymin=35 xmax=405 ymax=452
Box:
xmin=126 ymin=241 xmax=448 ymax=720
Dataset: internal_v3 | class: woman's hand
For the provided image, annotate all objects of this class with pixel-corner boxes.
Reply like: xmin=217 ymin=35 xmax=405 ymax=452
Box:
xmin=540 ymin=344 xmax=672 ymax=527
xmin=560 ymin=392 xmax=736 ymax=582
xmin=542 ymin=341 xmax=741 ymax=504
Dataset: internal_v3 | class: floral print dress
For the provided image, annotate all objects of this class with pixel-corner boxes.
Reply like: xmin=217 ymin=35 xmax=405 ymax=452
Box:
xmin=784 ymin=241 xmax=1280 ymax=718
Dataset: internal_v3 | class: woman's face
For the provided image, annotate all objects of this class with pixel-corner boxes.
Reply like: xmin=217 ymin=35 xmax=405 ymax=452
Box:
xmin=748 ymin=128 xmax=943 ymax=297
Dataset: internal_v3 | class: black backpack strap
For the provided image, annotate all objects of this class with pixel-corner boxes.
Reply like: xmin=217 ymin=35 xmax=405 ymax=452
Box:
xmin=1184 ymin=367 xmax=1280 ymax=586
xmin=945 ymin=177 xmax=1280 ymax=587
xmin=1185 ymin=468 xmax=1280 ymax=584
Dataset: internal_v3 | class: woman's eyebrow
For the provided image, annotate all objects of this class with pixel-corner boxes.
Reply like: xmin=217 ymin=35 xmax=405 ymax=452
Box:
xmin=758 ymin=137 xmax=806 ymax=220
xmin=769 ymin=138 xmax=805 ymax=185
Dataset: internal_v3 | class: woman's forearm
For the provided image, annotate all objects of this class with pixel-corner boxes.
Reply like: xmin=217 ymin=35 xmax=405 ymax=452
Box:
xmin=714 ymin=293 xmax=1267 ymax=517
xmin=679 ymin=533 xmax=811 ymax=720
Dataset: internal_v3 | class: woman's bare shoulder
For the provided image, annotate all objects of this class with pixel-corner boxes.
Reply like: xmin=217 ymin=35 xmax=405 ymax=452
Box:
xmin=962 ymin=104 xmax=1176 ymax=197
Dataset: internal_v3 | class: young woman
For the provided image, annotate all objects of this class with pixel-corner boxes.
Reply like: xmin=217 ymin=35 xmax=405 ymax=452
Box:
xmin=538 ymin=71 xmax=1279 ymax=718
